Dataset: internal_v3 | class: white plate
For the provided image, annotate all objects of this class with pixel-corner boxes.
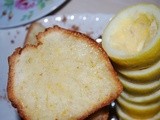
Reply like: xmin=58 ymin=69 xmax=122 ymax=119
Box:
xmin=0 ymin=0 xmax=66 ymax=28
xmin=0 ymin=13 xmax=113 ymax=120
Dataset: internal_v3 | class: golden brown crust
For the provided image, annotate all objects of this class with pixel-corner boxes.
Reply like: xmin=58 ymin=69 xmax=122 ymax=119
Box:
xmin=8 ymin=25 xmax=123 ymax=120
xmin=8 ymin=45 xmax=42 ymax=120
xmin=7 ymin=48 xmax=28 ymax=120
xmin=86 ymin=106 xmax=109 ymax=120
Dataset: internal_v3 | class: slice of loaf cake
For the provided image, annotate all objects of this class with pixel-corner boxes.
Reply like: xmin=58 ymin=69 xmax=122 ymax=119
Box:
xmin=8 ymin=26 xmax=122 ymax=120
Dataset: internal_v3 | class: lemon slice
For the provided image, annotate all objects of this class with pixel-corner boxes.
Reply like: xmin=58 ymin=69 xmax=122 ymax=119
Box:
xmin=121 ymin=90 xmax=160 ymax=104
xmin=117 ymin=106 xmax=160 ymax=120
xmin=118 ymin=75 xmax=160 ymax=94
xmin=102 ymin=4 xmax=160 ymax=69
xmin=117 ymin=96 xmax=160 ymax=118
xmin=119 ymin=60 xmax=160 ymax=82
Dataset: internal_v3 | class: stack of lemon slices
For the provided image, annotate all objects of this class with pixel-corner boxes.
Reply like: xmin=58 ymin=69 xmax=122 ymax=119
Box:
xmin=102 ymin=3 xmax=160 ymax=120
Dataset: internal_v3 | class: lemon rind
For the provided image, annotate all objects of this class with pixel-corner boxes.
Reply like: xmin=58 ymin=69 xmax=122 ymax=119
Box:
xmin=117 ymin=105 xmax=160 ymax=120
xmin=118 ymin=60 xmax=160 ymax=81
xmin=118 ymin=75 xmax=160 ymax=94
xmin=117 ymin=96 xmax=160 ymax=118
xmin=120 ymin=89 xmax=160 ymax=104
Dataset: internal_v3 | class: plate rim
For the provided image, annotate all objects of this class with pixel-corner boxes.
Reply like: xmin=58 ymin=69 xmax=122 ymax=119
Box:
xmin=0 ymin=0 xmax=66 ymax=29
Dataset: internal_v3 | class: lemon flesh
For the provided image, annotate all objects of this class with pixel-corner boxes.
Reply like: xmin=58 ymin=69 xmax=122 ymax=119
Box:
xmin=117 ymin=96 xmax=160 ymax=118
xmin=118 ymin=60 xmax=160 ymax=82
xmin=102 ymin=4 xmax=160 ymax=69
xmin=110 ymin=13 xmax=157 ymax=55
xmin=121 ymin=90 xmax=160 ymax=104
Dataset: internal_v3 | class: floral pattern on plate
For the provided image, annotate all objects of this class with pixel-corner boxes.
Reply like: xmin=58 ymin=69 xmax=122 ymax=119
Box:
xmin=0 ymin=0 xmax=65 ymax=28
